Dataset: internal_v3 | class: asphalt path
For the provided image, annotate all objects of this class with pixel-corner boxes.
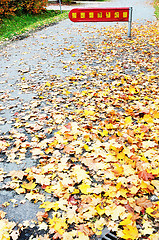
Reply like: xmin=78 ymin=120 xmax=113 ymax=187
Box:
xmin=0 ymin=0 xmax=157 ymax=239
xmin=0 ymin=0 xmax=156 ymax=133
xmin=47 ymin=0 xmax=156 ymax=22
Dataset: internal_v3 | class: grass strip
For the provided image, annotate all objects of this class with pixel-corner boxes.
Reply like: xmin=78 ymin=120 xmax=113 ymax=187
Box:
xmin=154 ymin=0 xmax=159 ymax=19
xmin=0 ymin=10 xmax=69 ymax=43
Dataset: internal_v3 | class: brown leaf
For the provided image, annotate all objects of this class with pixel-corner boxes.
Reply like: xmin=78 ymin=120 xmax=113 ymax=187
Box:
xmin=136 ymin=197 xmax=153 ymax=208
xmin=76 ymin=224 xmax=94 ymax=236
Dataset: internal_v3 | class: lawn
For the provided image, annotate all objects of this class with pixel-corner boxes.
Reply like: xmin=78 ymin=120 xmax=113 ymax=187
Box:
xmin=154 ymin=0 xmax=159 ymax=19
xmin=0 ymin=10 xmax=68 ymax=42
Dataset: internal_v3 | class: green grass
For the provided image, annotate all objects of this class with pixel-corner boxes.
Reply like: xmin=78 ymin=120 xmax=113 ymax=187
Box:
xmin=0 ymin=10 xmax=69 ymax=42
xmin=154 ymin=0 xmax=159 ymax=19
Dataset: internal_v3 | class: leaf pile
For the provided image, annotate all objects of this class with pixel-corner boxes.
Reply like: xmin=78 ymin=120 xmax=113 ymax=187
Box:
xmin=0 ymin=21 xmax=159 ymax=240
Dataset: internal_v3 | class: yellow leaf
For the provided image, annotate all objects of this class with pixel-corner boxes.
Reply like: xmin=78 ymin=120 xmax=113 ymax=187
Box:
xmin=21 ymin=181 xmax=36 ymax=190
xmin=49 ymin=216 xmax=67 ymax=235
xmin=124 ymin=116 xmax=132 ymax=125
xmin=0 ymin=219 xmax=15 ymax=240
xmin=96 ymin=204 xmax=106 ymax=215
xmin=52 ymin=202 xmax=60 ymax=211
xmin=0 ymin=211 xmax=6 ymax=219
xmin=2 ymin=202 xmax=10 ymax=207
xmin=119 ymin=214 xmax=132 ymax=225
xmin=83 ymin=144 xmax=90 ymax=151
xmin=79 ymin=182 xmax=91 ymax=194
xmin=121 ymin=225 xmax=139 ymax=239
xmin=40 ymin=201 xmax=59 ymax=212
xmin=148 ymin=168 xmax=159 ymax=176
xmin=84 ymin=136 xmax=90 ymax=142
xmin=104 ymin=188 xmax=116 ymax=198
xmin=45 ymin=81 xmax=51 ymax=87
xmin=129 ymin=87 xmax=136 ymax=94
xmin=105 ymin=123 xmax=113 ymax=129
xmin=84 ymin=110 xmax=95 ymax=116
xmin=117 ymin=152 xmax=125 ymax=160
xmin=113 ymin=163 xmax=124 ymax=176
xmin=116 ymin=182 xmax=122 ymax=190
xmin=100 ymin=130 xmax=108 ymax=137
xmin=117 ymin=188 xmax=128 ymax=198
xmin=71 ymin=188 xmax=80 ymax=194
xmin=44 ymin=186 xmax=54 ymax=193
xmin=63 ymin=90 xmax=70 ymax=95
xmin=143 ymin=114 xmax=153 ymax=123
xmin=82 ymin=65 xmax=87 ymax=69
xmin=45 ymin=147 xmax=54 ymax=154
xmin=146 ymin=206 xmax=159 ymax=218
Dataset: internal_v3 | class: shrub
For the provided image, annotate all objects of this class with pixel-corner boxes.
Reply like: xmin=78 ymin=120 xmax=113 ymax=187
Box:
xmin=17 ymin=0 xmax=47 ymax=14
xmin=0 ymin=0 xmax=17 ymax=17
xmin=0 ymin=0 xmax=47 ymax=18
xmin=61 ymin=0 xmax=72 ymax=4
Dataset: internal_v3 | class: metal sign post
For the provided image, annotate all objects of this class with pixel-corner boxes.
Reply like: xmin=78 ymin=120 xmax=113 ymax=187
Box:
xmin=128 ymin=7 xmax=133 ymax=38
xmin=69 ymin=7 xmax=133 ymax=37
xmin=59 ymin=0 xmax=62 ymax=13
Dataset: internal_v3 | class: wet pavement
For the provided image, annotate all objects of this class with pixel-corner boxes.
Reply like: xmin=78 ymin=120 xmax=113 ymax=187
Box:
xmin=0 ymin=0 xmax=158 ymax=238
xmin=0 ymin=0 xmax=156 ymax=134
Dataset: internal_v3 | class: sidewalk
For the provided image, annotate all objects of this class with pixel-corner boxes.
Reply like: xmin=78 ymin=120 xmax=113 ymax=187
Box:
xmin=0 ymin=0 xmax=158 ymax=239
xmin=47 ymin=0 xmax=157 ymax=21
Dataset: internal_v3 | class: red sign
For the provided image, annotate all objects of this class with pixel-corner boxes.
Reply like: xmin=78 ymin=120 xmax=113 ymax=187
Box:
xmin=69 ymin=8 xmax=129 ymax=22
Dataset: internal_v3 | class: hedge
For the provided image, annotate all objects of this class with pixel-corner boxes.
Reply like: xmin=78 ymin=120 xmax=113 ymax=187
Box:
xmin=0 ymin=0 xmax=47 ymax=17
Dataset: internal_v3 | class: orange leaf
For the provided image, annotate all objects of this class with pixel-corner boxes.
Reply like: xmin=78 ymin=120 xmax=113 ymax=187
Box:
xmin=153 ymin=110 xmax=159 ymax=118
xmin=36 ymin=211 xmax=48 ymax=222
xmin=113 ymin=163 xmax=124 ymax=176
xmin=138 ymin=170 xmax=154 ymax=181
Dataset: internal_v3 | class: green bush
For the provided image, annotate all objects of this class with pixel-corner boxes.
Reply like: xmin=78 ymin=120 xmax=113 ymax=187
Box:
xmin=61 ymin=0 xmax=72 ymax=4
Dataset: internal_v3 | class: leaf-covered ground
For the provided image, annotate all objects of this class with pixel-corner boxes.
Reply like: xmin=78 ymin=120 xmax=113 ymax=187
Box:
xmin=0 ymin=21 xmax=159 ymax=240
